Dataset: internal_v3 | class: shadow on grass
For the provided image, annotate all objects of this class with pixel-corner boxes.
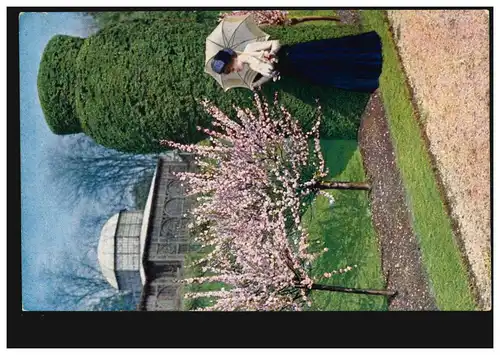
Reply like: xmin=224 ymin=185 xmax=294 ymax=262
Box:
xmin=306 ymin=192 xmax=386 ymax=311
xmin=320 ymin=139 xmax=359 ymax=178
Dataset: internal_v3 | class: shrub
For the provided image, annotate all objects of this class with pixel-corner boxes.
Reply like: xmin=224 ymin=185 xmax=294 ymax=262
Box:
xmin=37 ymin=35 xmax=85 ymax=135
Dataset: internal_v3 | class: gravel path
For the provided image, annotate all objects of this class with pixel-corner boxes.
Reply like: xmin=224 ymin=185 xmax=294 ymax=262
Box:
xmin=337 ymin=10 xmax=361 ymax=26
xmin=359 ymin=91 xmax=437 ymax=310
xmin=334 ymin=10 xmax=437 ymax=309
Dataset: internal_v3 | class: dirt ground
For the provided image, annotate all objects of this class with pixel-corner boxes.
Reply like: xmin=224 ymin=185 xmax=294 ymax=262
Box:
xmin=387 ymin=10 xmax=491 ymax=310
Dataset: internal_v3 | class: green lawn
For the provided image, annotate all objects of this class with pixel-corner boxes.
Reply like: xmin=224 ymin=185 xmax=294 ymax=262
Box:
xmin=303 ymin=140 xmax=387 ymax=311
xmin=360 ymin=10 xmax=477 ymax=310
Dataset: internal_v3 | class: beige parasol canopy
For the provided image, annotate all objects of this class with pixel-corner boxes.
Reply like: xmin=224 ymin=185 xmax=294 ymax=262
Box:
xmin=205 ymin=14 xmax=270 ymax=91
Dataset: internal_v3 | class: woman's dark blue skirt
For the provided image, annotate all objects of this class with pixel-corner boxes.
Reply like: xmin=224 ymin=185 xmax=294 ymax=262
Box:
xmin=275 ymin=31 xmax=383 ymax=93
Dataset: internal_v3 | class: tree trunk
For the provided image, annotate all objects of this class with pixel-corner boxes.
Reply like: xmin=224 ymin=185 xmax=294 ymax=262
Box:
xmin=313 ymin=180 xmax=371 ymax=191
xmin=288 ymin=16 xmax=341 ymax=25
xmin=307 ymin=283 xmax=396 ymax=297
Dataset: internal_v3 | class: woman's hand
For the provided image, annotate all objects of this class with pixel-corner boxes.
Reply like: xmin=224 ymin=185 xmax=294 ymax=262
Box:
xmin=263 ymin=51 xmax=275 ymax=61
xmin=264 ymin=53 xmax=278 ymax=64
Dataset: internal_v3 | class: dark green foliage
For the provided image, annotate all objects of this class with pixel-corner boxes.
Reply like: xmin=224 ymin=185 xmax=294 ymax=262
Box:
xmin=41 ymin=15 xmax=368 ymax=153
xmin=74 ymin=19 xmax=218 ymax=153
xmin=37 ymin=35 xmax=85 ymax=134
xmin=87 ymin=10 xmax=220 ymax=29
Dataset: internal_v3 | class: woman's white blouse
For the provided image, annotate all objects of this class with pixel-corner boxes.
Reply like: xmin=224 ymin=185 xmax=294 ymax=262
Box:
xmin=237 ymin=40 xmax=281 ymax=77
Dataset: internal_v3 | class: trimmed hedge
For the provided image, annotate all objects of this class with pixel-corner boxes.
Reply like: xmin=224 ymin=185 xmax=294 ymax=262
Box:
xmin=74 ymin=20 xmax=216 ymax=152
xmin=37 ymin=35 xmax=85 ymax=135
xmin=87 ymin=11 xmax=221 ymax=29
xmin=41 ymin=18 xmax=368 ymax=153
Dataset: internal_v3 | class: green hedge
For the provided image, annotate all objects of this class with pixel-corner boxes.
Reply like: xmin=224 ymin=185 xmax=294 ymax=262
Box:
xmin=40 ymin=18 xmax=368 ymax=153
xmin=87 ymin=11 xmax=221 ymax=29
xmin=37 ymin=35 xmax=85 ymax=135
xmin=74 ymin=19 xmax=215 ymax=152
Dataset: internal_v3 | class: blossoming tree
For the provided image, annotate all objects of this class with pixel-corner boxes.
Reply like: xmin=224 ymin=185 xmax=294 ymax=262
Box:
xmin=160 ymin=93 xmax=395 ymax=311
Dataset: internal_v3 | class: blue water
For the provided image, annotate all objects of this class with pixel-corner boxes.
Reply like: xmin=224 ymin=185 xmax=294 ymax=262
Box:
xmin=20 ymin=12 xmax=99 ymax=311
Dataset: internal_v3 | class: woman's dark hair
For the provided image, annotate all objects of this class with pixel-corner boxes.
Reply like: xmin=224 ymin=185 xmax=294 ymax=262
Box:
xmin=211 ymin=48 xmax=236 ymax=74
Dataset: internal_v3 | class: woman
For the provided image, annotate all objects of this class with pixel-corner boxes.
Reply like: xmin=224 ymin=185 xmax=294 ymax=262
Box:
xmin=210 ymin=31 xmax=383 ymax=93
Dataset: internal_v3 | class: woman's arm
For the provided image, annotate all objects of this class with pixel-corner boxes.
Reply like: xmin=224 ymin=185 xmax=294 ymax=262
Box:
xmin=268 ymin=40 xmax=281 ymax=55
xmin=245 ymin=40 xmax=281 ymax=55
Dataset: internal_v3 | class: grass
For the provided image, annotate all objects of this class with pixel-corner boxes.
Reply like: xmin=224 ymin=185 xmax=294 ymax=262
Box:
xmin=303 ymin=140 xmax=387 ymax=311
xmin=360 ymin=10 xmax=477 ymax=310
